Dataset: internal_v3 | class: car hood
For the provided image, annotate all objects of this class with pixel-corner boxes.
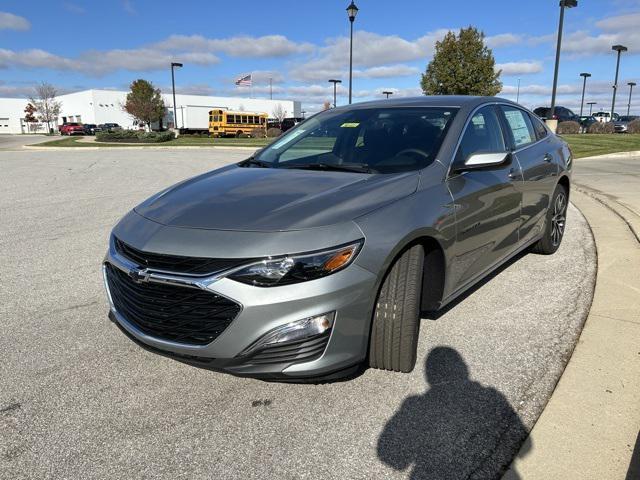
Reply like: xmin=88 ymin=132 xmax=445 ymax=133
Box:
xmin=134 ymin=164 xmax=419 ymax=231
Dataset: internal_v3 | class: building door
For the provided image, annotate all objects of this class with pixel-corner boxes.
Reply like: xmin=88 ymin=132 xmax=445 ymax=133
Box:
xmin=0 ymin=118 xmax=10 ymax=133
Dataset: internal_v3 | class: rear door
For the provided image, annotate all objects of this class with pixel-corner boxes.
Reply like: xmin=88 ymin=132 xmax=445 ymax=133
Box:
xmin=447 ymin=105 xmax=523 ymax=289
xmin=499 ymin=105 xmax=558 ymax=245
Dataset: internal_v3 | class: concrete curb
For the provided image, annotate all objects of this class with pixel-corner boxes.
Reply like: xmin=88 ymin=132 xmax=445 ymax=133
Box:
xmin=22 ymin=144 xmax=258 ymax=152
xmin=504 ymin=189 xmax=640 ymax=479
xmin=578 ymin=149 xmax=640 ymax=161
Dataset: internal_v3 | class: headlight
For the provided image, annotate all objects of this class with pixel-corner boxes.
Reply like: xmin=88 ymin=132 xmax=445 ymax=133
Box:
xmin=227 ymin=240 xmax=363 ymax=287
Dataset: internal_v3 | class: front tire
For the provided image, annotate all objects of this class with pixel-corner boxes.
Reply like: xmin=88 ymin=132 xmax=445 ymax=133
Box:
xmin=369 ymin=244 xmax=424 ymax=373
xmin=531 ymin=184 xmax=568 ymax=255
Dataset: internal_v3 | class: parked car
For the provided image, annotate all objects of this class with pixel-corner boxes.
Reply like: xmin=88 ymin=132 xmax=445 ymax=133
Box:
xmin=58 ymin=122 xmax=85 ymax=136
xmin=613 ymin=115 xmax=639 ymax=133
xmin=83 ymin=123 xmax=99 ymax=135
xmin=593 ymin=111 xmax=620 ymax=123
xmin=103 ymin=96 xmax=572 ymax=381
xmin=533 ymin=106 xmax=580 ymax=123
xmin=98 ymin=123 xmax=122 ymax=132
xmin=579 ymin=115 xmax=598 ymax=132
xmin=281 ymin=117 xmax=304 ymax=132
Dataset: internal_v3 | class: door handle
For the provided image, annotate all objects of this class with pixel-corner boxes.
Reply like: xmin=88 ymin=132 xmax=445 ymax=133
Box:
xmin=543 ymin=153 xmax=553 ymax=163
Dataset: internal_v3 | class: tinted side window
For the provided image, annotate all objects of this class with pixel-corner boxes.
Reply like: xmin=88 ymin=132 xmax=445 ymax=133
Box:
xmin=501 ymin=106 xmax=536 ymax=148
xmin=528 ymin=113 xmax=548 ymax=141
xmin=457 ymin=106 xmax=506 ymax=162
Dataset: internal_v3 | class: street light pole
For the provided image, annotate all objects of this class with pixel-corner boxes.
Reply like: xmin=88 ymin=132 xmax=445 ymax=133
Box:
xmin=516 ymin=78 xmax=520 ymax=103
xmin=579 ymin=72 xmax=591 ymax=116
xmin=170 ymin=62 xmax=183 ymax=131
xmin=382 ymin=91 xmax=393 ymax=99
xmin=587 ymin=102 xmax=597 ymax=115
xmin=550 ymin=0 xmax=577 ymax=120
xmin=611 ymin=44 xmax=628 ymax=120
xmin=328 ymin=79 xmax=342 ymax=107
xmin=627 ymin=82 xmax=636 ymax=116
xmin=346 ymin=1 xmax=359 ymax=105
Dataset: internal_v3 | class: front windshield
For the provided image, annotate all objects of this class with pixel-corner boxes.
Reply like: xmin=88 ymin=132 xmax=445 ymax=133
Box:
xmin=254 ymin=107 xmax=458 ymax=174
xmin=619 ymin=116 xmax=637 ymax=122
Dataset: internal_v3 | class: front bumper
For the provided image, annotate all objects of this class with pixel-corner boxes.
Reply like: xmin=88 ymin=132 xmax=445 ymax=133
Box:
xmin=103 ymin=237 xmax=377 ymax=380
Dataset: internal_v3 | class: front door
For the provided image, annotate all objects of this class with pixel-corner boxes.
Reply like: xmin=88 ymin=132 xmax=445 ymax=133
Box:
xmin=447 ymin=105 xmax=523 ymax=290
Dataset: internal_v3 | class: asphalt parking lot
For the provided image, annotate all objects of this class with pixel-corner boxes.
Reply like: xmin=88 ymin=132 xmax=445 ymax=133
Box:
xmin=0 ymin=145 xmax=596 ymax=479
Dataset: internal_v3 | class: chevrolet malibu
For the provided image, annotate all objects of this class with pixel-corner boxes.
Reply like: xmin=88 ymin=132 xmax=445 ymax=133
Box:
xmin=103 ymin=96 xmax=572 ymax=381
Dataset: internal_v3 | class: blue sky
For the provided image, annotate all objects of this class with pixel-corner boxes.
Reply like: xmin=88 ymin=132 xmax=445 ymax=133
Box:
xmin=1 ymin=0 xmax=639 ymax=113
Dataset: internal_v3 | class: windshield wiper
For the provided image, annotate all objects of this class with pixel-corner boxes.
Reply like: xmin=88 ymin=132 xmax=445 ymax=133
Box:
xmin=281 ymin=163 xmax=374 ymax=174
xmin=238 ymin=156 xmax=271 ymax=168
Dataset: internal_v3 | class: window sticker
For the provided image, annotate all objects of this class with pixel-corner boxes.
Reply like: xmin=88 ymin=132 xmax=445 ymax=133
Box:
xmin=504 ymin=110 xmax=533 ymax=146
xmin=340 ymin=122 xmax=360 ymax=128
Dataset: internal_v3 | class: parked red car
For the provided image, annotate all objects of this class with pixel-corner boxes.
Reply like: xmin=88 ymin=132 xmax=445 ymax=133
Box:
xmin=59 ymin=122 xmax=85 ymax=135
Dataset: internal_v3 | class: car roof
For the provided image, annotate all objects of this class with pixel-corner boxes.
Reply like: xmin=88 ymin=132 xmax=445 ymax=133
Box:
xmin=337 ymin=95 xmax=520 ymax=111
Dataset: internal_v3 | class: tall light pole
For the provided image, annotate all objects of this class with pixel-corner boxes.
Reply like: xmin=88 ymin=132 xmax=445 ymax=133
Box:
xmin=301 ymin=110 xmax=306 ymax=119
xmin=579 ymin=72 xmax=591 ymax=116
xmin=328 ymin=79 xmax=342 ymax=108
xmin=627 ymin=82 xmax=636 ymax=116
xmin=611 ymin=44 xmax=628 ymax=120
xmin=170 ymin=62 xmax=183 ymax=130
xmin=516 ymin=78 xmax=521 ymax=103
xmin=587 ymin=102 xmax=597 ymax=115
xmin=550 ymin=0 xmax=578 ymax=120
xmin=346 ymin=1 xmax=359 ymax=104
xmin=382 ymin=91 xmax=393 ymax=99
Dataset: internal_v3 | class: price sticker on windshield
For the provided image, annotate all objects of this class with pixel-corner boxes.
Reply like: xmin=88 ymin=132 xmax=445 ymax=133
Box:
xmin=340 ymin=122 xmax=360 ymax=128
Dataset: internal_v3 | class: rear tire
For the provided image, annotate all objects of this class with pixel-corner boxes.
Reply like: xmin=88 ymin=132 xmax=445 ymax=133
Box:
xmin=531 ymin=184 xmax=568 ymax=255
xmin=369 ymin=244 xmax=424 ymax=373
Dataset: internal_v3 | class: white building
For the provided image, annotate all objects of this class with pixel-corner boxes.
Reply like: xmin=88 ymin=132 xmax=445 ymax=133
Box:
xmin=0 ymin=89 xmax=302 ymax=134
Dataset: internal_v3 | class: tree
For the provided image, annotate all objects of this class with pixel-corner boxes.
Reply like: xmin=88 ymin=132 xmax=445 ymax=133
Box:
xmin=29 ymin=82 xmax=61 ymax=133
xmin=123 ymin=79 xmax=165 ymax=131
xmin=421 ymin=27 xmax=502 ymax=97
xmin=272 ymin=103 xmax=287 ymax=127
xmin=322 ymin=101 xmax=332 ymax=111
xmin=24 ymin=103 xmax=38 ymax=132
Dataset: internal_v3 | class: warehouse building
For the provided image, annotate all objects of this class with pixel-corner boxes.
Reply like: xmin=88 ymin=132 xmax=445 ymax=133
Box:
xmin=0 ymin=89 xmax=302 ymax=134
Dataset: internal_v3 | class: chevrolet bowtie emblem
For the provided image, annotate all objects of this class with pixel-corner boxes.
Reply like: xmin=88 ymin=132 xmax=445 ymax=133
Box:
xmin=128 ymin=268 xmax=151 ymax=283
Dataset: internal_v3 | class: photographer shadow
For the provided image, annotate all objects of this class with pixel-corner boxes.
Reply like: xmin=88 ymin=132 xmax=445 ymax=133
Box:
xmin=378 ymin=347 xmax=530 ymax=479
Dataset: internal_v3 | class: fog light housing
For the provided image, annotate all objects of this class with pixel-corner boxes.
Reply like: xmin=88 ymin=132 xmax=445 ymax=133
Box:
xmin=239 ymin=312 xmax=335 ymax=357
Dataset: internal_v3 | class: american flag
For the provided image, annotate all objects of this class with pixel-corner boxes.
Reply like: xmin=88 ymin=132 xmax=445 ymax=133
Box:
xmin=235 ymin=74 xmax=252 ymax=87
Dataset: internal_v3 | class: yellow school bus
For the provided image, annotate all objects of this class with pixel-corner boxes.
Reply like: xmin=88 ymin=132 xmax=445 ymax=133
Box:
xmin=208 ymin=109 xmax=268 ymax=137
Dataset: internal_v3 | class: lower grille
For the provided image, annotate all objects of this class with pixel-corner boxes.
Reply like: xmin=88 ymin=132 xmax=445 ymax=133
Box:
xmin=246 ymin=333 xmax=330 ymax=365
xmin=105 ymin=263 xmax=240 ymax=345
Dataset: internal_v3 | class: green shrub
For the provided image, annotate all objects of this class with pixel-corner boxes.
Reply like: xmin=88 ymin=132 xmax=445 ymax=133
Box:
xmin=587 ymin=121 xmax=615 ymax=134
xmin=627 ymin=120 xmax=640 ymax=134
xmin=96 ymin=130 xmax=175 ymax=143
xmin=266 ymin=127 xmax=282 ymax=138
xmin=556 ymin=121 xmax=581 ymax=134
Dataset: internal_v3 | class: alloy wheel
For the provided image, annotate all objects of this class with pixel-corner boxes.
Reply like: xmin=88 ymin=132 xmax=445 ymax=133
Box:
xmin=551 ymin=192 xmax=567 ymax=247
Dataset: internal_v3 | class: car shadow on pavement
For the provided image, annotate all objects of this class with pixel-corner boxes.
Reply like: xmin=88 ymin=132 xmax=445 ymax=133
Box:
xmin=377 ymin=347 xmax=530 ymax=479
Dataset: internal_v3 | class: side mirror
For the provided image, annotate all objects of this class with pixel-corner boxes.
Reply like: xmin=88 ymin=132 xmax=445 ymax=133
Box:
xmin=462 ymin=152 xmax=510 ymax=170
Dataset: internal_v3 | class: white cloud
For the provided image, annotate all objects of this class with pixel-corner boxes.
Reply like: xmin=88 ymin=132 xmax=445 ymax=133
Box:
xmin=0 ymin=12 xmax=30 ymax=31
xmin=153 ymin=34 xmax=313 ymax=58
xmin=122 ymin=0 xmax=136 ymax=15
xmin=531 ymin=12 xmax=640 ymax=56
xmin=355 ymin=64 xmax=420 ymax=79
xmin=485 ymin=33 xmax=523 ymax=48
xmin=0 ymin=47 xmax=220 ymax=76
xmin=496 ymin=61 xmax=543 ymax=76
xmin=290 ymin=29 xmax=450 ymax=82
